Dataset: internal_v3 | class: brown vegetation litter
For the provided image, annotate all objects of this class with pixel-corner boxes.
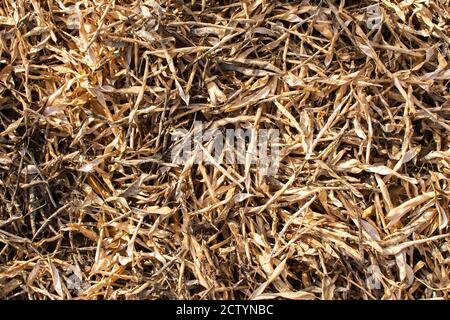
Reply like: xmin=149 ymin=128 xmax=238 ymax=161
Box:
xmin=0 ymin=0 xmax=449 ymax=300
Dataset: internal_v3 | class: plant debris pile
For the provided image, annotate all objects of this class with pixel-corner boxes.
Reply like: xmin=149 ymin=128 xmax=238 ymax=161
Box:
xmin=0 ymin=0 xmax=449 ymax=299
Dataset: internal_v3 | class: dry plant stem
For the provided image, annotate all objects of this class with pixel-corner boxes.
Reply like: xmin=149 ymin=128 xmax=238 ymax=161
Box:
xmin=0 ymin=0 xmax=449 ymax=300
